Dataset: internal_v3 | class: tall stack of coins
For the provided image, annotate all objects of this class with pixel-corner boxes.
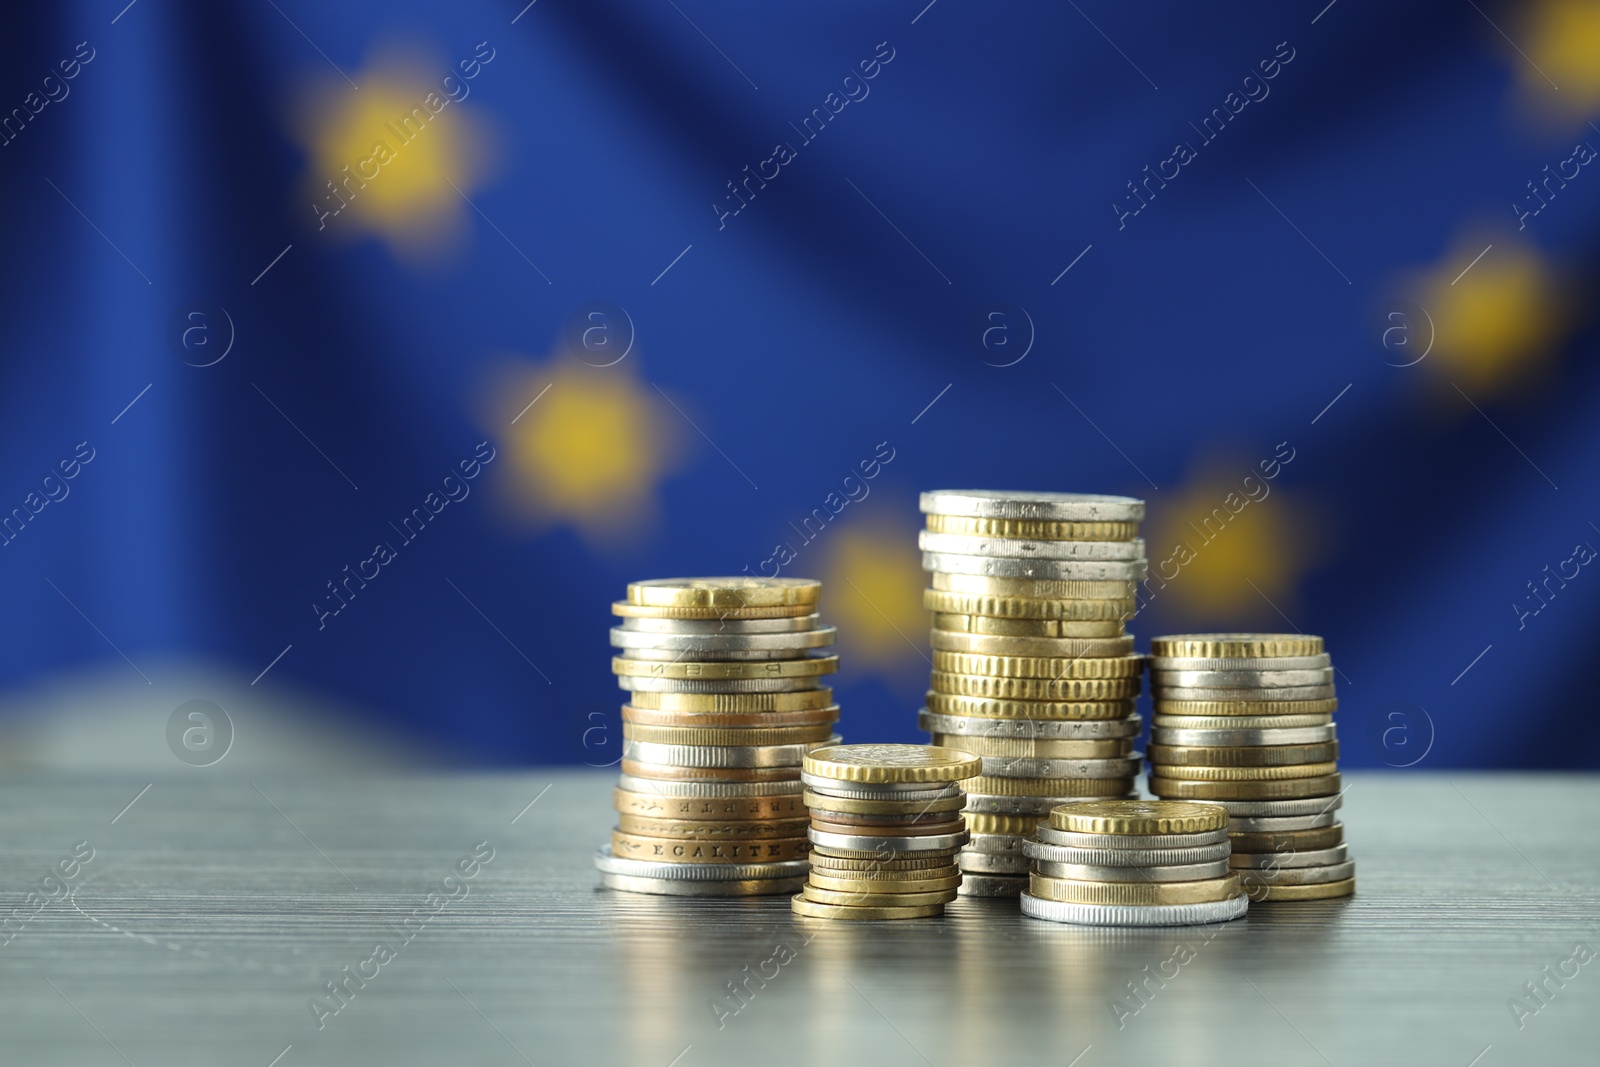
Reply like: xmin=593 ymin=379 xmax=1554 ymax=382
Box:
xmin=593 ymin=578 xmax=841 ymax=897
xmin=1020 ymin=800 xmax=1249 ymax=926
xmin=792 ymin=744 xmax=980 ymax=920
xmin=915 ymin=490 xmax=1148 ymax=897
xmin=1146 ymin=633 xmax=1354 ymax=901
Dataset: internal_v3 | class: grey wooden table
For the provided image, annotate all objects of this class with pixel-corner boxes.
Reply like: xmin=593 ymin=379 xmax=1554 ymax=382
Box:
xmin=1 ymin=770 xmax=1594 ymax=1066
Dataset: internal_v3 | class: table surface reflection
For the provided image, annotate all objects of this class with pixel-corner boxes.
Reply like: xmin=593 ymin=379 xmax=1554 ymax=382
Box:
xmin=0 ymin=770 xmax=1594 ymax=1065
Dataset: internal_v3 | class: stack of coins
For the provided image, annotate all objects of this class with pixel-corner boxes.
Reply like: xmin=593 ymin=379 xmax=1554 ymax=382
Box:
xmin=792 ymin=744 xmax=980 ymax=920
xmin=593 ymin=577 xmax=841 ymax=897
xmin=1020 ymin=800 xmax=1249 ymax=926
xmin=1146 ymin=633 xmax=1354 ymax=901
xmin=915 ymin=490 xmax=1148 ymax=897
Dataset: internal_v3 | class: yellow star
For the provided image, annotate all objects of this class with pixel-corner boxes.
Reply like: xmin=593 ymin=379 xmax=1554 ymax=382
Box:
xmin=1411 ymin=232 xmax=1571 ymax=396
xmin=1514 ymin=0 xmax=1600 ymax=118
xmin=819 ymin=521 xmax=929 ymax=678
xmin=1143 ymin=463 xmax=1318 ymax=624
xmin=480 ymin=355 xmax=685 ymax=544
xmin=296 ymin=42 xmax=494 ymax=261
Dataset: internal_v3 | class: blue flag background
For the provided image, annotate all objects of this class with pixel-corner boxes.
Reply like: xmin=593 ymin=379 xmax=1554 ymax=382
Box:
xmin=2 ymin=0 xmax=1597 ymax=768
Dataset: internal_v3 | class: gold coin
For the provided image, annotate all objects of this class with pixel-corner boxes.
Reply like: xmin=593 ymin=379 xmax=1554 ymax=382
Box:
xmin=618 ymin=760 xmax=800 ymax=783
xmin=611 ymin=600 xmax=816 ymax=620
xmin=932 ymin=613 xmax=1125 ymax=638
xmin=1250 ymin=877 xmax=1355 ymax=901
xmin=925 ymin=691 xmax=1136 ymax=721
xmin=1147 ymin=742 xmax=1339 ymax=767
xmin=810 ymin=815 xmax=967 ymax=837
xmin=1151 ymin=761 xmax=1338 ymax=782
xmin=1149 ymin=633 xmax=1324 ymax=658
xmin=613 ymin=789 xmax=807 ymax=821
xmin=930 ymin=672 xmax=1141 ymax=702
xmin=626 ymin=689 xmax=835 ymax=712
xmin=612 ymin=656 xmax=837 ymax=680
xmin=965 ymin=775 xmax=1135 ymax=797
xmin=1028 ymin=872 xmax=1241 ymax=906
xmin=1049 ymin=799 xmax=1229 ymax=835
xmin=806 ymin=872 xmax=962 ymax=894
xmin=923 ymin=514 xmax=1141 ymax=541
xmin=801 ymin=790 xmax=966 ymax=816
xmin=803 ymin=743 xmax=982 ymax=784
xmin=609 ymin=830 xmax=810 ymax=863
xmin=923 ymin=590 xmax=1137 ymax=621
xmin=808 ymin=852 xmax=956 ymax=871
xmin=1153 ymin=698 xmax=1338 ymax=717
xmin=790 ymin=895 xmax=944 ymax=920
xmin=1149 ymin=773 xmax=1342 ymax=800
xmin=931 ymin=652 xmax=1143 ymax=680
xmin=931 ymin=734 xmax=1131 ymax=759
xmin=621 ymin=722 xmax=837 ymax=746
xmin=930 ymin=633 xmax=1137 ymax=660
xmin=616 ymin=814 xmax=811 ymax=838
xmin=962 ymin=812 xmax=1044 ymax=836
xmin=931 ymin=572 xmax=1139 ymax=599
xmin=1228 ymin=824 xmax=1344 ymax=852
xmin=622 ymin=704 xmax=840 ymax=728
xmin=800 ymin=885 xmax=958 ymax=907
xmin=626 ymin=578 xmax=822 ymax=610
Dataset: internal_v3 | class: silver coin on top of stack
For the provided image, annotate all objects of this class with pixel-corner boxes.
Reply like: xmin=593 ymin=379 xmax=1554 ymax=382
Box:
xmin=1146 ymin=633 xmax=1354 ymax=902
xmin=1020 ymin=800 xmax=1249 ymax=926
xmin=915 ymin=491 xmax=1148 ymax=897
xmin=594 ymin=578 xmax=840 ymax=897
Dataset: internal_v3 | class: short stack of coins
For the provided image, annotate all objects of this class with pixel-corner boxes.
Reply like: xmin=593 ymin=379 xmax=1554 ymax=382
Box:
xmin=1146 ymin=633 xmax=1354 ymax=901
xmin=792 ymin=744 xmax=980 ymax=920
xmin=915 ymin=490 xmax=1148 ymax=897
xmin=1020 ymin=800 xmax=1249 ymax=926
xmin=593 ymin=577 xmax=842 ymax=897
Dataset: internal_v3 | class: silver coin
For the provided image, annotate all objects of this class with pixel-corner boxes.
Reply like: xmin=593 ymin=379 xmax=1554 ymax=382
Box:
xmin=1151 ymin=725 xmax=1338 ymax=747
xmin=1031 ymin=827 xmax=1230 ymax=850
xmin=962 ymin=831 xmax=1031 ymax=855
xmin=1149 ymin=654 xmax=1331 ymax=672
xmin=978 ymin=754 xmax=1144 ymax=779
xmin=599 ymin=871 xmax=807 ymax=897
xmin=616 ymin=774 xmax=803 ymax=798
xmin=622 ymin=676 xmax=829 ymax=693
xmin=1229 ymin=844 xmax=1348 ymax=869
xmin=1030 ymin=859 xmax=1232 ymax=882
xmin=955 ymin=873 xmax=1027 ymax=897
xmin=610 ymin=627 xmax=837 ymax=652
xmin=1226 ymin=812 xmax=1338 ymax=832
xmin=956 ymin=850 xmax=1033 ymax=874
xmin=617 ymin=647 xmax=817 ymax=662
xmin=1235 ymin=860 xmax=1355 ymax=886
xmin=918 ymin=531 xmax=1146 ymax=561
xmin=623 ymin=736 xmax=838 ymax=769
xmin=920 ymin=710 xmax=1142 ymax=739
xmin=1212 ymin=794 xmax=1344 ymax=818
xmin=1020 ymin=892 xmax=1247 ymax=927
xmin=963 ymin=792 xmax=1137 ymax=816
xmin=619 ymin=614 xmax=824 ymax=634
xmin=799 ymin=773 xmax=961 ymax=801
xmin=1151 ymin=669 xmax=1335 ymax=689
xmin=1152 ymin=685 xmax=1336 ymax=702
xmin=807 ymin=829 xmax=970 ymax=853
xmin=920 ymin=490 xmax=1145 ymax=523
xmin=1024 ymin=839 xmax=1231 ymax=866
xmin=923 ymin=552 xmax=1148 ymax=582
xmin=1151 ymin=712 xmax=1334 ymax=729
xmin=593 ymin=848 xmax=810 ymax=881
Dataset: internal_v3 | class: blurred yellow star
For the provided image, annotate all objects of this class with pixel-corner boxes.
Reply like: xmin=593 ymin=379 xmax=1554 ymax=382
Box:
xmin=1412 ymin=233 xmax=1570 ymax=396
xmin=1515 ymin=0 xmax=1600 ymax=118
xmin=481 ymin=355 xmax=685 ymax=544
xmin=820 ymin=522 xmax=929 ymax=677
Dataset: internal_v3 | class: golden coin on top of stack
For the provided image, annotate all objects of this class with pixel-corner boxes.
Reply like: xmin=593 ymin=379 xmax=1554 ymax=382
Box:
xmin=915 ymin=490 xmax=1148 ymax=898
xmin=593 ymin=578 xmax=841 ymax=897
xmin=1146 ymin=633 xmax=1354 ymax=901
xmin=792 ymin=744 xmax=980 ymax=920
xmin=1020 ymin=799 xmax=1249 ymax=926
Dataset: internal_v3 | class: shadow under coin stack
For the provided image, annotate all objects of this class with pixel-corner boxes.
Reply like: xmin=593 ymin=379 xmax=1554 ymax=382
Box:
xmin=1020 ymin=800 xmax=1249 ymax=926
xmin=915 ymin=490 xmax=1148 ymax=898
xmin=593 ymin=577 xmax=841 ymax=897
xmin=1146 ymin=633 xmax=1354 ymax=902
xmin=793 ymin=744 xmax=980 ymax=920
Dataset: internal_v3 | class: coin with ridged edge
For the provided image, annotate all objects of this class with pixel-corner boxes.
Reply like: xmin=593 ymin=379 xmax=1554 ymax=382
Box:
xmin=932 ymin=639 xmax=1140 ymax=664
xmin=929 ymin=673 xmax=1141 ymax=702
xmin=1230 ymin=844 xmax=1349 ymax=869
xmin=621 ymin=736 xmax=837 ymax=769
xmin=622 ymin=723 xmax=837 ymax=746
xmin=1028 ymin=872 xmax=1241 ymax=906
xmin=1150 ymin=774 xmax=1341 ymax=800
xmin=1235 ymin=860 xmax=1355 ymax=886
xmin=1148 ymin=743 xmax=1339 ymax=767
xmin=931 ymin=572 xmax=1139 ymax=599
xmin=1212 ymin=795 xmax=1344 ymax=818
xmin=623 ymin=676 xmax=832 ymax=694
xmin=1033 ymin=826 xmax=1230 ymax=850
xmin=1149 ymin=634 xmax=1324 ymax=658
xmin=926 ymin=691 xmax=1137 ymax=721
xmin=598 ymin=871 xmax=805 ymax=896
xmin=609 ymin=831 xmax=810 ymax=864
xmin=932 ymin=734 xmax=1132 ymax=759
xmin=803 ymin=743 xmax=981 ymax=784
xmin=613 ymin=789 xmax=807 ymax=820
xmin=966 ymin=775 xmax=1135 ymax=797
xmin=806 ymin=873 xmax=962 ymax=894
xmin=1020 ymin=892 xmax=1248 ymax=926
xmin=920 ymin=489 xmax=1145 ymax=522
xmin=618 ymin=613 xmax=825 ymax=634
xmin=1153 ymin=685 xmax=1337 ymax=702
xmin=790 ymin=896 xmax=944 ymax=920
xmin=593 ymin=848 xmax=810 ymax=881
xmin=612 ymin=656 xmax=839 ymax=680
xmin=1149 ymin=654 xmax=1331 ymax=672
xmin=610 ymin=627 xmax=837 ymax=652
xmin=976 ymin=754 xmax=1143 ymax=779
xmin=626 ymin=689 xmax=835 ymax=712
xmin=963 ymin=793 xmax=1136 ymax=815
xmin=1227 ymin=825 xmax=1345 ymax=852
xmin=1024 ymin=842 xmax=1232 ymax=867
xmin=801 ymin=790 xmax=966 ymax=816
xmin=955 ymin=872 xmax=1027 ymax=897
xmin=1148 ymin=762 xmax=1339 ymax=783
xmin=1030 ymin=859 xmax=1232 ymax=882
xmin=923 ymin=553 xmax=1148 ymax=582
xmin=1247 ymin=877 xmax=1356 ymax=900
xmin=957 ymin=851 xmax=1033 ymax=874
xmin=615 ymin=815 xmax=810 ymax=839
xmin=921 ymin=710 xmax=1142 ymax=739
xmin=614 ymin=774 xmax=803 ymax=798
xmin=931 ymin=614 xmax=1126 ymax=638
xmin=962 ymin=812 xmax=1044 ymax=836
xmin=808 ymin=851 xmax=955 ymax=871
xmin=618 ymin=760 xmax=803 ymax=783
xmin=807 ymin=828 xmax=970 ymax=853
xmin=924 ymin=514 xmax=1141 ymax=541
xmin=611 ymin=600 xmax=817 ymax=620
xmin=626 ymin=577 xmax=820 ymax=609
xmin=923 ymin=589 xmax=1137 ymax=621
xmin=1050 ymin=800 xmax=1230 ymax=835
xmin=800 ymin=886 xmax=959 ymax=907
xmin=918 ymin=531 xmax=1146 ymax=560
xmin=622 ymin=705 xmax=841 ymax=729
xmin=1227 ymin=812 xmax=1339 ymax=832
